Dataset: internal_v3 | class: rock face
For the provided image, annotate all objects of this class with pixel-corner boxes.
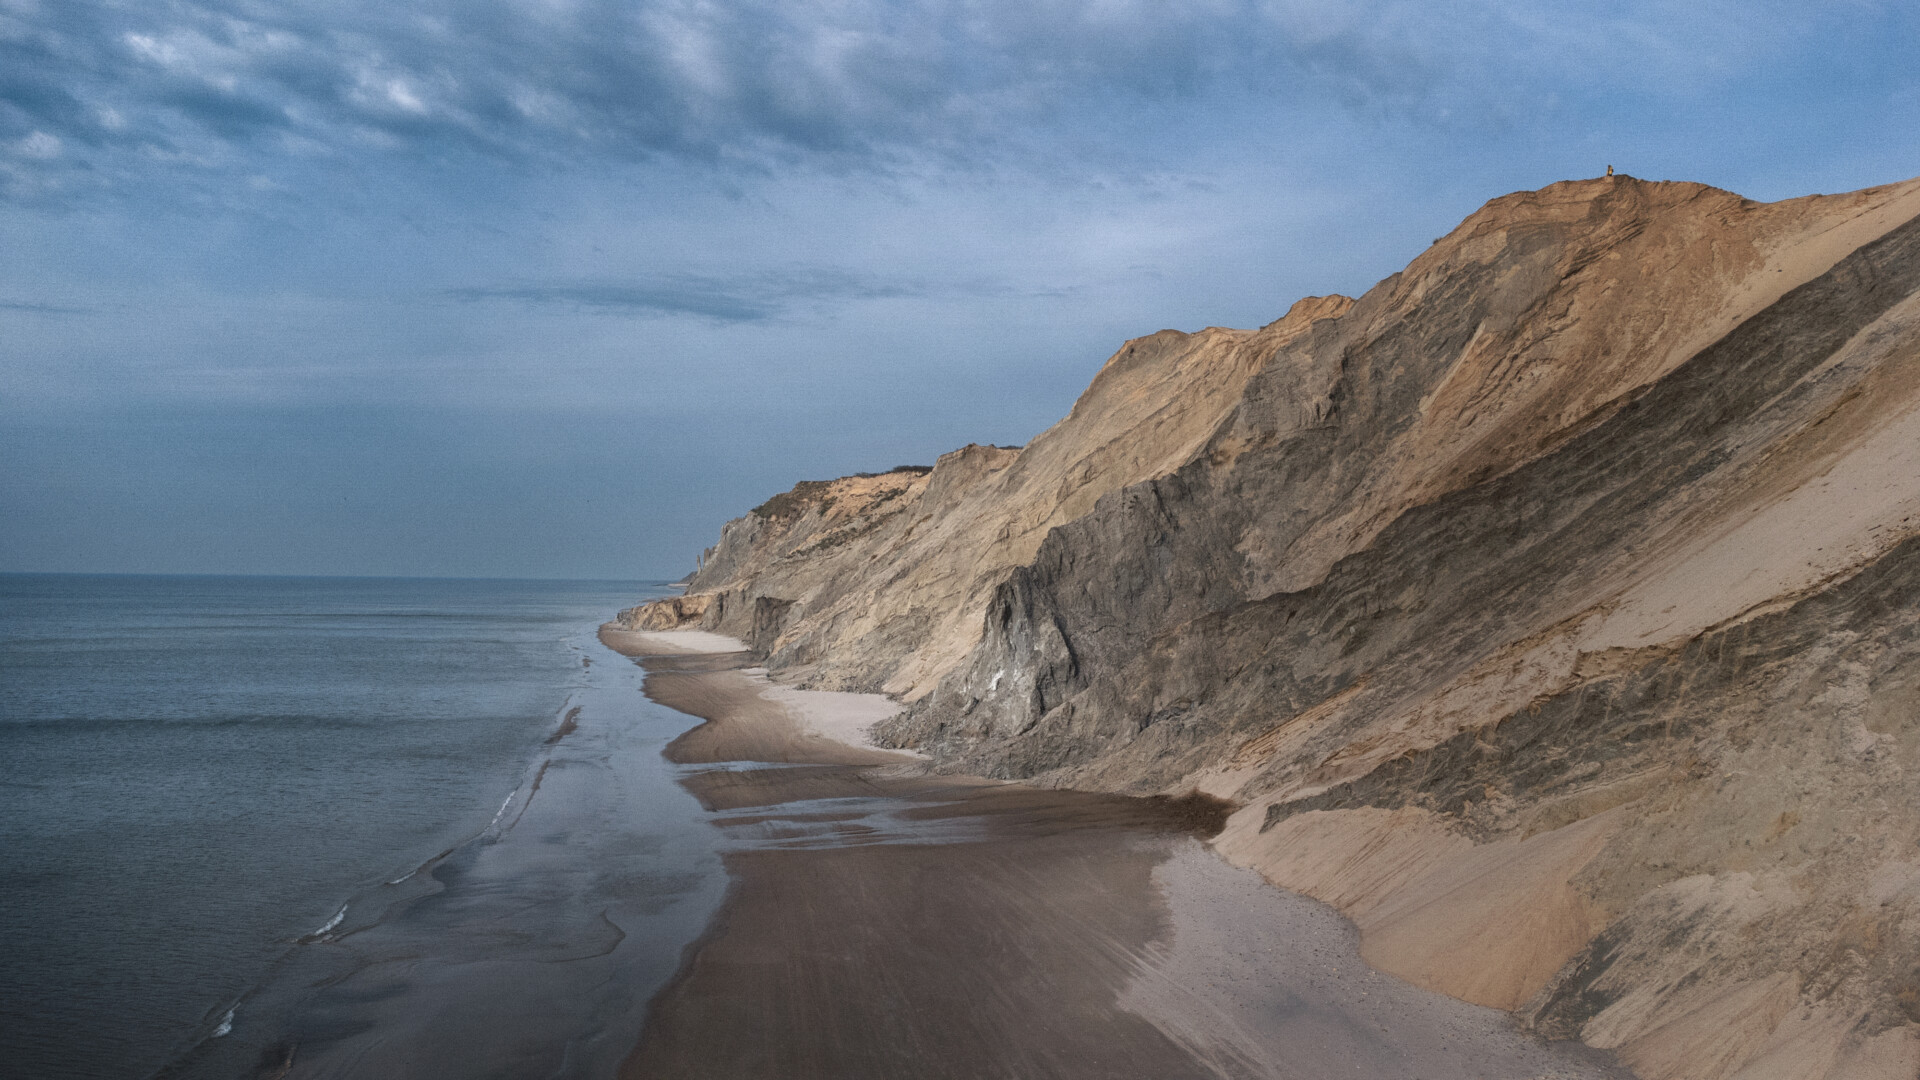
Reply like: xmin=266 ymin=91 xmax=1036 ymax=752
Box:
xmin=622 ymin=174 xmax=1920 ymax=1079
xmin=621 ymin=291 xmax=1353 ymax=696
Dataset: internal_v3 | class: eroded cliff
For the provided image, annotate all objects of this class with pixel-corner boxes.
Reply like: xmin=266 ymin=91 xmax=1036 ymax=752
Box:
xmin=621 ymin=173 xmax=1920 ymax=1079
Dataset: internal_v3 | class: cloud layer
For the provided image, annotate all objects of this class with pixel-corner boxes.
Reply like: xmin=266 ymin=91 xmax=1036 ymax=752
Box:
xmin=448 ymin=267 xmax=951 ymax=322
xmin=3 ymin=0 xmax=1870 ymax=201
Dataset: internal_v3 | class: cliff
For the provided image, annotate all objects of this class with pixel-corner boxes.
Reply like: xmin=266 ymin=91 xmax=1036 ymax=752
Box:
xmin=621 ymin=173 xmax=1920 ymax=1079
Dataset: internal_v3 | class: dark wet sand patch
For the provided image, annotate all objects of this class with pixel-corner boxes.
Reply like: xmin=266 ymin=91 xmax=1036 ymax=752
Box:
xmin=546 ymin=704 xmax=582 ymax=744
xmin=615 ymin=641 xmax=1236 ymax=1079
xmin=623 ymin=830 xmax=1218 ymax=1080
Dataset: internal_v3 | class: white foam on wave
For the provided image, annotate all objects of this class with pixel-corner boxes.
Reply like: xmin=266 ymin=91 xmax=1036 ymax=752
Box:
xmin=212 ymin=1008 xmax=235 ymax=1038
xmin=313 ymin=905 xmax=346 ymax=937
xmin=487 ymin=791 xmax=516 ymax=830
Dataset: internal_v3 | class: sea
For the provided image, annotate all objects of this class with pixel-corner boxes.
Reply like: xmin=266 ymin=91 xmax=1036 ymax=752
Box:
xmin=0 ymin=574 xmax=727 ymax=1080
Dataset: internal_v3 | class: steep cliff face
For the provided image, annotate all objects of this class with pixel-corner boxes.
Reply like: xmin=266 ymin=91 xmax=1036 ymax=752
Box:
xmin=622 ymin=292 xmax=1353 ymax=695
xmin=623 ymin=173 xmax=1920 ymax=1078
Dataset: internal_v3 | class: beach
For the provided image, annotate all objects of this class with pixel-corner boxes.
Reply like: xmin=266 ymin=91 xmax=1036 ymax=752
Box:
xmin=600 ymin=626 xmax=1632 ymax=1080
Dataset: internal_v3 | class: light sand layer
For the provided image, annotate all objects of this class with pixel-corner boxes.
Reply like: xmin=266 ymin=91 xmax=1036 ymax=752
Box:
xmin=747 ymin=670 xmax=921 ymax=758
xmin=1213 ymin=804 xmax=1624 ymax=1012
xmin=1122 ymin=841 xmax=1628 ymax=1080
xmin=600 ymin=625 xmax=919 ymax=762
xmin=598 ymin=625 xmax=748 ymax=656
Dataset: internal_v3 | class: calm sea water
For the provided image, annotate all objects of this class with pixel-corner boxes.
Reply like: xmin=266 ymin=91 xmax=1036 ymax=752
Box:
xmin=0 ymin=574 xmax=725 ymax=1080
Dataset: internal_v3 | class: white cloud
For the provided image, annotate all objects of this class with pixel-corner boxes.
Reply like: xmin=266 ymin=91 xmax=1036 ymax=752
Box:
xmin=121 ymin=31 xmax=178 ymax=67
xmin=385 ymin=78 xmax=427 ymax=114
xmin=18 ymin=131 xmax=61 ymax=158
xmin=4 ymin=0 xmax=1911 ymax=206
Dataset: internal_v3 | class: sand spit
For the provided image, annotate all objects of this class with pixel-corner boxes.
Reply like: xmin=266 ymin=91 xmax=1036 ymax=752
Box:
xmin=600 ymin=625 xmax=918 ymax=762
xmin=615 ymin=647 xmax=1629 ymax=1079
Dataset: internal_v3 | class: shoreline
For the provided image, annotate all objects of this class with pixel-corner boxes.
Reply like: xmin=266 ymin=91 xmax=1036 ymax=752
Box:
xmin=603 ymin=626 xmax=1633 ymax=1079
xmin=138 ymin=600 xmax=726 ymax=1080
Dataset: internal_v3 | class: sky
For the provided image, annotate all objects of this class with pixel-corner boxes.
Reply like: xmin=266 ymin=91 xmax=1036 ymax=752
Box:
xmin=3 ymin=0 xmax=1916 ymax=579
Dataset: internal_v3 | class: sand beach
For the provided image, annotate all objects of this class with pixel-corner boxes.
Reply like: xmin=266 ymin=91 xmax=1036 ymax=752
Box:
xmin=599 ymin=626 xmax=1631 ymax=1080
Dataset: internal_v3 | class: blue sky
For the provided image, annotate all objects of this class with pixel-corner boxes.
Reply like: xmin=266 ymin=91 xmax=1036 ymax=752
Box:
xmin=3 ymin=0 xmax=1915 ymax=579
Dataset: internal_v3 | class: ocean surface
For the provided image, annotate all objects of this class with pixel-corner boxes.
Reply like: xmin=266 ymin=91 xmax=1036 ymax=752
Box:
xmin=0 ymin=574 xmax=725 ymax=1080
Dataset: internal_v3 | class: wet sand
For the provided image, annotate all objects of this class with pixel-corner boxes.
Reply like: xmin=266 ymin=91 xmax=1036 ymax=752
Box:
xmin=602 ymin=627 xmax=1633 ymax=1080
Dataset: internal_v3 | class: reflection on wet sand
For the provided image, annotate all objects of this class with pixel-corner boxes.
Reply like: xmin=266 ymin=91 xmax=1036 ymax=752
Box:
xmin=627 ymin=644 xmax=1254 ymax=1080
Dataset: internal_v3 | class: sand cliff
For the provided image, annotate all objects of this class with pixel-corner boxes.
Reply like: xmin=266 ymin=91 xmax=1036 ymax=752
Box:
xmin=621 ymin=173 xmax=1920 ymax=1079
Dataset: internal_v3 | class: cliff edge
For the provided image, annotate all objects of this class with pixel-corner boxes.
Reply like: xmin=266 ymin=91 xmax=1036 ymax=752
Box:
xmin=622 ymin=173 xmax=1920 ymax=1079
